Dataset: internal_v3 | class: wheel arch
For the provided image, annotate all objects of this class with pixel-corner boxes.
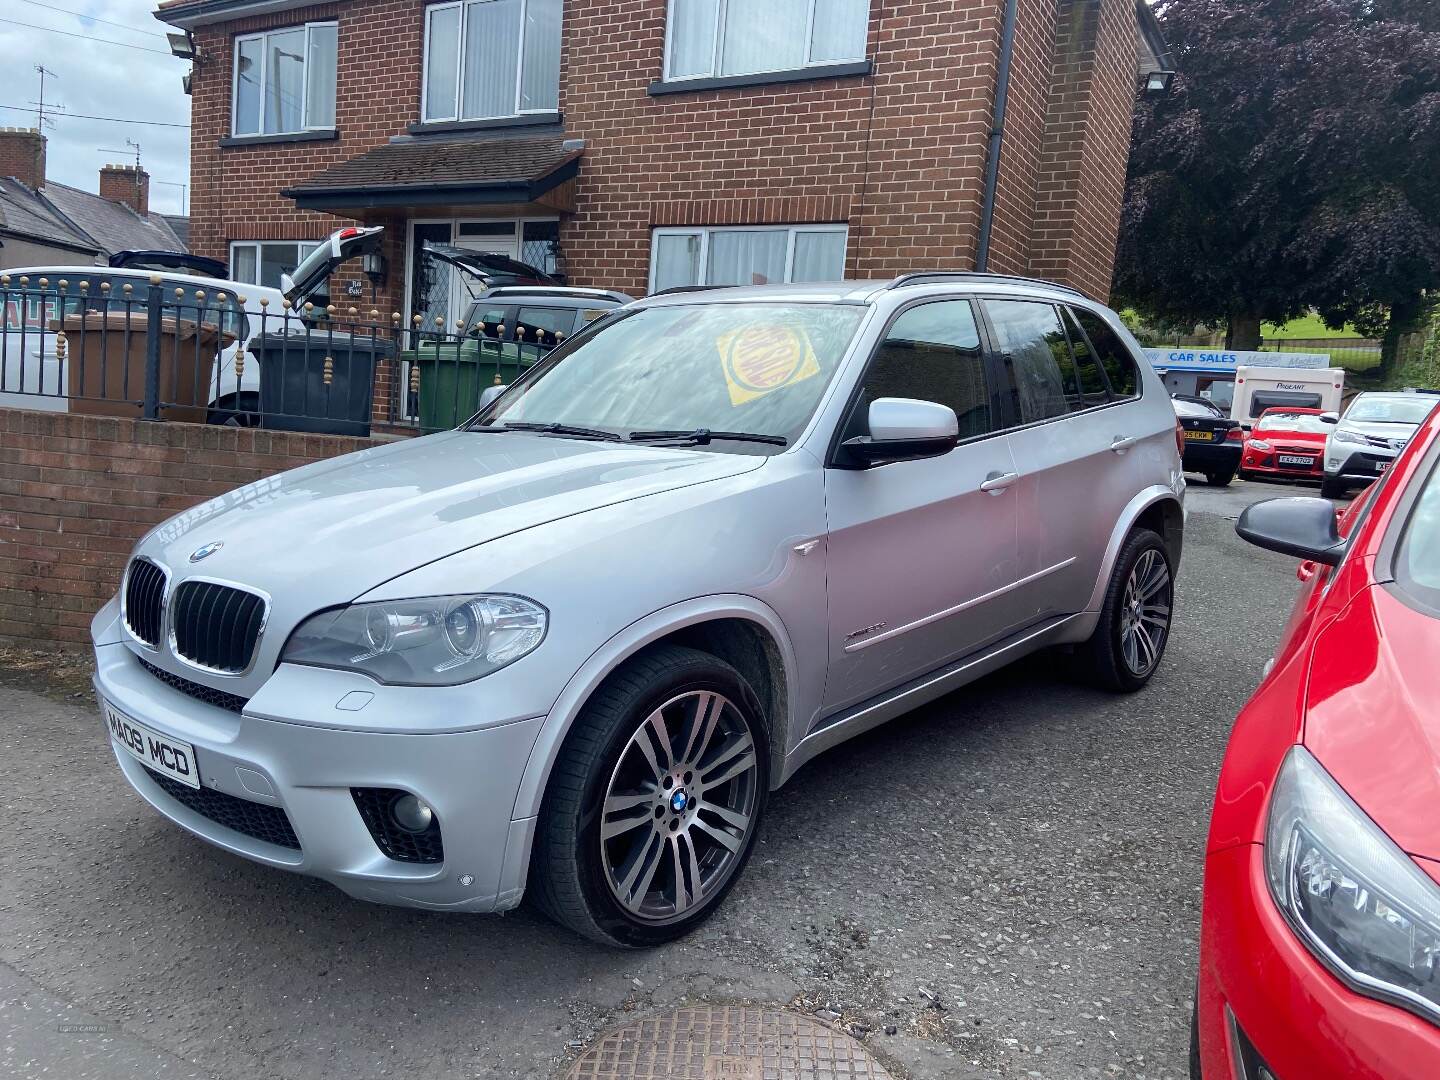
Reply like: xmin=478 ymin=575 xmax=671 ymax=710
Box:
xmin=1078 ymin=486 xmax=1185 ymax=621
xmin=511 ymin=595 xmax=798 ymax=823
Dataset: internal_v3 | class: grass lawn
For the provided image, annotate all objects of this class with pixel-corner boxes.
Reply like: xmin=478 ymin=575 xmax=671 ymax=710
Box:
xmin=1261 ymin=315 xmax=1380 ymax=371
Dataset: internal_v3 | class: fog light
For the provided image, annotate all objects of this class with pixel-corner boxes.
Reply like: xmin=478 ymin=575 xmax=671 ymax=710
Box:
xmin=391 ymin=793 xmax=434 ymax=833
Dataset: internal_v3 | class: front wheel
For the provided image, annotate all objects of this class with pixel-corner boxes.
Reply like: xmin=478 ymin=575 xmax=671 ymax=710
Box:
xmin=530 ymin=645 xmax=769 ymax=947
xmin=1074 ymin=528 xmax=1174 ymax=692
xmin=1204 ymin=468 xmax=1235 ymax=487
xmin=1320 ymin=476 xmax=1348 ymax=500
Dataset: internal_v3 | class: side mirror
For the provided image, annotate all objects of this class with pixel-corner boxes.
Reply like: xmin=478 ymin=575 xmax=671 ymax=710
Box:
xmin=840 ymin=397 xmax=959 ymax=468
xmin=1236 ymin=497 xmax=1346 ymax=566
xmin=1320 ymin=412 xmax=1339 ymax=425
xmin=477 ymin=384 xmax=508 ymax=410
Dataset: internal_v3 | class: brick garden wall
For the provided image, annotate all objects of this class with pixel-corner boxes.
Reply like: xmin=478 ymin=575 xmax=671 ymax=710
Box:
xmin=0 ymin=409 xmax=390 ymax=646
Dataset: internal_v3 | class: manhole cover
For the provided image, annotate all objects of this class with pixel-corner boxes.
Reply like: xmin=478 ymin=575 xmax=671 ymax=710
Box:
xmin=565 ymin=1006 xmax=892 ymax=1080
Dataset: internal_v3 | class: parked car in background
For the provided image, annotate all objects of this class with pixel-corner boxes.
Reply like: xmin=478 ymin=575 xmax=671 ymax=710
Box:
xmin=92 ymin=273 xmax=1184 ymax=946
xmin=461 ymin=286 xmax=634 ymax=347
xmin=1173 ymin=394 xmax=1243 ymax=486
xmin=1194 ymin=402 xmax=1440 ymax=1079
xmin=1239 ymin=407 xmax=1330 ymax=484
xmin=1321 ymin=390 xmax=1439 ymax=498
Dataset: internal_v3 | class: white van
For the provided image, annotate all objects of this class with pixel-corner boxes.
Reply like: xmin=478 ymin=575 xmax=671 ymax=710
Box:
xmin=1230 ymin=365 xmax=1345 ymax=429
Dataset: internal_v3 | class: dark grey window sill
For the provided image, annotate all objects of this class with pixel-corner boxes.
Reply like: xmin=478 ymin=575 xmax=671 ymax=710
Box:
xmin=219 ymin=129 xmax=339 ymax=148
xmin=648 ymin=60 xmax=872 ymax=96
xmin=406 ymin=113 xmax=562 ymax=135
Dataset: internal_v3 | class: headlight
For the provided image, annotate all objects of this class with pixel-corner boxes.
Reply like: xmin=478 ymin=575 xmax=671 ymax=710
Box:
xmin=1332 ymin=428 xmax=1367 ymax=445
xmin=1248 ymin=439 xmax=1272 ymax=451
xmin=1265 ymin=746 xmax=1440 ymax=1024
xmin=282 ymin=594 xmax=547 ymax=686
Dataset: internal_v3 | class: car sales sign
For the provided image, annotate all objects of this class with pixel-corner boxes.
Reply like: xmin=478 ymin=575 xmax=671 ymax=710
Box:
xmin=1142 ymin=348 xmax=1331 ymax=372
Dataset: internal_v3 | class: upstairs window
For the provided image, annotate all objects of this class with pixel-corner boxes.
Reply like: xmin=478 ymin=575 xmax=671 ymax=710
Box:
xmin=665 ymin=0 xmax=870 ymax=81
xmin=423 ymin=0 xmax=562 ymax=122
xmin=233 ymin=23 xmax=337 ymax=136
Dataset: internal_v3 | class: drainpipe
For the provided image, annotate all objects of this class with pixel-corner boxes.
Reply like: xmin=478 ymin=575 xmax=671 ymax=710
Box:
xmin=975 ymin=0 xmax=1020 ymax=273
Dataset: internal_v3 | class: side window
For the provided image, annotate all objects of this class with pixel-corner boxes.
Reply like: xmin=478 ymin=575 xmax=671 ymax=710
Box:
xmin=516 ymin=305 xmax=574 ymax=345
xmin=1070 ymin=306 xmax=1140 ymax=399
xmin=1060 ymin=307 xmax=1111 ymax=406
xmin=982 ymin=299 xmax=1073 ymax=423
xmin=849 ymin=300 xmax=996 ymax=440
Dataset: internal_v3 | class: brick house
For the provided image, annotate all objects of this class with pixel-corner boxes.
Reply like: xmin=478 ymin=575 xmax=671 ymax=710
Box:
xmin=156 ymin=0 xmax=1169 ymax=326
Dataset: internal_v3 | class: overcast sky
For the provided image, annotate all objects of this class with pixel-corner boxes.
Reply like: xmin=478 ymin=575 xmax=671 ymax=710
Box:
xmin=0 ymin=0 xmax=190 ymax=216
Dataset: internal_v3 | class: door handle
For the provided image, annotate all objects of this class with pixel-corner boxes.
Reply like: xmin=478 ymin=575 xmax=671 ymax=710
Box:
xmin=979 ymin=470 xmax=1018 ymax=494
xmin=1110 ymin=435 xmax=1138 ymax=453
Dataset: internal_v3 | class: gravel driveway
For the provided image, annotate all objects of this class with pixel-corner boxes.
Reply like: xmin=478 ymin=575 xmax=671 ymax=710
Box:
xmin=0 ymin=480 xmax=1306 ymax=1080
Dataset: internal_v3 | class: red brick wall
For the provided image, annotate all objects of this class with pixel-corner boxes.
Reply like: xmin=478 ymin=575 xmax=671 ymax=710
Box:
xmin=0 ymin=409 xmax=391 ymax=645
xmin=1028 ymin=0 xmax=1139 ymax=300
xmin=99 ymin=166 xmax=150 ymax=216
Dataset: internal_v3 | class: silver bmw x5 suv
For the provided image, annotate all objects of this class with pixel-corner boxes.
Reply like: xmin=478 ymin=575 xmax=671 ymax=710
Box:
xmin=92 ymin=273 xmax=1185 ymax=946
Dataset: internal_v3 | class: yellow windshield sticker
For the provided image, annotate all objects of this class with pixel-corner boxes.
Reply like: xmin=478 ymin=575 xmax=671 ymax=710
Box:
xmin=717 ymin=324 xmax=821 ymax=406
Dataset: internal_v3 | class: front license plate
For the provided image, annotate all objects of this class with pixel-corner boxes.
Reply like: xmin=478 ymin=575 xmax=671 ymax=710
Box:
xmin=1183 ymin=430 xmax=1213 ymax=441
xmin=1378 ymin=461 xmax=1391 ymax=472
xmin=1279 ymin=455 xmax=1314 ymax=466
xmin=103 ymin=700 xmax=200 ymax=789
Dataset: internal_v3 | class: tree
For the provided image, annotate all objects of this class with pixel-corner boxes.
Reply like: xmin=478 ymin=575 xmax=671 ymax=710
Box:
xmin=1113 ymin=0 xmax=1440 ymax=370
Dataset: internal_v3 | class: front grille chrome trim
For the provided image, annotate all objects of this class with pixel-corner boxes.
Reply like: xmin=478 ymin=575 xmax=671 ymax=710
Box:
xmin=120 ymin=557 xmax=169 ymax=651
xmin=166 ymin=576 xmax=270 ymax=679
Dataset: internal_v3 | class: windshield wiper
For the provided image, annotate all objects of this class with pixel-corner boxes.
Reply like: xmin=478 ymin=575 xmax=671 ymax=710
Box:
xmin=499 ymin=421 xmax=623 ymax=442
xmin=628 ymin=428 xmax=788 ymax=447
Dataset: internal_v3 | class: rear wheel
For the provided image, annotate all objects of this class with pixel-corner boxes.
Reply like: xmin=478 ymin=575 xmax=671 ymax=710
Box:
xmin=530 ymin=645 xmax=769 ymax=947
xmin=1074 ymin=528 xmax=1174 ymax=692
xmin=1204 ymin=467 xmax=1235 ymax=487
xmin=1320 ymin=476 xmax=1348 ymax=500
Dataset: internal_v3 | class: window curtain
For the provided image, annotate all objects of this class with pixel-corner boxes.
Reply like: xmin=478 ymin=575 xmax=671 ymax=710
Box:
xmin=425 ymin=6 xmax=462 ymax=120
xmin=231 ymin=245 xmax=258 ymax=285
xmin=791 ymin=232 xmax=847 ymax=282
xmin=652 ymin=234 xmax=702 ymax=292
xmin=669 ymin=0 xmax=719 ymax=77
xmin=809 ymin=0 xmax=869 ymax=62
xmin=720 ymin=0 xmax=807 ymax=75
xmin=707 ymin=230 xmax=788 ymax=286
xmin=520 ymin=0 xmax=561 ymax=110
xmin=463 ymin=0 xmax=522 ymax=119
xmin=305 ymin=24 xmax=337 ymax=129
xmin=263 ymin=28 xmax=306 ymax=133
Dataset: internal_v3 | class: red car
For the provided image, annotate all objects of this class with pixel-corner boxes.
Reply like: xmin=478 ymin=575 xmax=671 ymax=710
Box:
xmin=1195 ymin=401 xmax=1440 ymax=1078
xmin=1239 ymin=407 xmax=1331 ymax=483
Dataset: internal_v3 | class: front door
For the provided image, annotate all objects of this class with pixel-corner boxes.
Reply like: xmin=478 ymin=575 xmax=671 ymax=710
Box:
xmin=448 ymin=224 xmax=520 ymax=328
xmin=822 ymin=298 xmax=1024 ymax=715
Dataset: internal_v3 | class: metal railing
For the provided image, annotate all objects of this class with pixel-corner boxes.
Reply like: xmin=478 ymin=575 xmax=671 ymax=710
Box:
xmin=0 ymin=273 xmax=558 ymax=435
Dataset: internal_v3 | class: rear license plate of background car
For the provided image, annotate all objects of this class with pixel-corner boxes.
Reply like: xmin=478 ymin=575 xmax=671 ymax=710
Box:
xmin=1184 ymin=430 xmax=1213 ymax=441
xmin=102 ymin=699 xmax=200 ymax=789
xmin=1279 ymin=455 xmax=1314 ymax=466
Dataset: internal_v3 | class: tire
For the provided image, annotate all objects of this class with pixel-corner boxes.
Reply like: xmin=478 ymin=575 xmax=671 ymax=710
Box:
xmin=1073 ymin=527 xmax=1174 ymax=693
xmin=1236 ymin=469 xmax=1252 ymax=483
xmin=1320 ymin=476 xmax=1348 ymax=500
xmin=529 ymin=645 xmax=770 ymax=947
xmin=1204 ymin=468 xmax=1235 ymax=487
xmin=207 ymin=391 xmax=260 ymax=427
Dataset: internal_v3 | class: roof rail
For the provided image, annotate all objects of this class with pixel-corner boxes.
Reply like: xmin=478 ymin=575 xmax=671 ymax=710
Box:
xmin=884 ymin=271 xmax=1088 ymax=298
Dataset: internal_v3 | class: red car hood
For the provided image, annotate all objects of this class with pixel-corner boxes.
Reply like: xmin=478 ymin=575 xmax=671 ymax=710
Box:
xmin=1253 ymin=428 xmax=1327 ymax=448
xmin=1304 ymin=581 xmax=1440 ymax=860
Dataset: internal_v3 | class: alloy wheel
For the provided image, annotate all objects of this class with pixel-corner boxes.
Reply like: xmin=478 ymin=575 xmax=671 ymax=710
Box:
xmin=1119 ymin=548 xmax=1172 ymax=676
xmin=600 ymin=690 xmax=760 ymax=924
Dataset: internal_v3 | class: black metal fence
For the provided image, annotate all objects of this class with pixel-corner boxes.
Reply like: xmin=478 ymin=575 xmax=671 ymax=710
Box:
xmin=0 ymin=273 xmax=557 ymax=436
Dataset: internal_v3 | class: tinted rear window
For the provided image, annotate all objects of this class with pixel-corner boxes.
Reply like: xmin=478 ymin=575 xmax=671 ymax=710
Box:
xmin=1070 ymin=306 xmax=1139 ymax=398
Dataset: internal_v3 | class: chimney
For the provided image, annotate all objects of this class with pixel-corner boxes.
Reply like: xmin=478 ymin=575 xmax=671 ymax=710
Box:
xmin=99 ymin=163 xmax=150 ymax=215
xmin=0 ymin=128 xmax=46 ymax=189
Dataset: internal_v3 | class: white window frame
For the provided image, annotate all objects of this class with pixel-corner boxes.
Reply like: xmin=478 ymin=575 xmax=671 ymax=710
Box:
xmin=228 ymin=240 xmax=322 ymax=289
xmin=231 ymin=22 xmax=338 ymax=136
xmin=662 ymin=0 xmax=869 ymax=82
xmin=648 ymin=224 xmax=849 ymax=293
xmin=421 ymin=0 xmax=558 ymax=123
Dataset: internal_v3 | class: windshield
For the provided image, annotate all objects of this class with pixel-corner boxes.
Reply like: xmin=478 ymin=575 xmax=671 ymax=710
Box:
xmin=1256 ymin=411 xmax=1330 ymax=434
xmin=1346 ymin=396 xmax=1438 ymax=425
xmin=1397 ymin=453 xmax=1440 ymax=611
xmin=479 ymin=303 xmax=865 ymax=444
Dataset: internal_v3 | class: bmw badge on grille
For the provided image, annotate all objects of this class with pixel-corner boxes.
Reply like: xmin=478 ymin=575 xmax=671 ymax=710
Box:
xmin=190 ymin=541 xmax=224 ymax=563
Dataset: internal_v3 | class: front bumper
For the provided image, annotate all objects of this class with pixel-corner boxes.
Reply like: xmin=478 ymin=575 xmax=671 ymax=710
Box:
xmin=1324 ymin=446 xmax=1396 ymax=483
xmin=1196 ymin=844 xmax=1440 ymax=1079
xmin=1240 ymin=448 xmax=1324 ymax=481
xmin=93 ymin=637 xmax=545 ymax=913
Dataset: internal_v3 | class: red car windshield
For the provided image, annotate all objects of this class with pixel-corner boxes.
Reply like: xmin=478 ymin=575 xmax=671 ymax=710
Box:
xmin=1255 ymin=411 xmax=1330 ymax=434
